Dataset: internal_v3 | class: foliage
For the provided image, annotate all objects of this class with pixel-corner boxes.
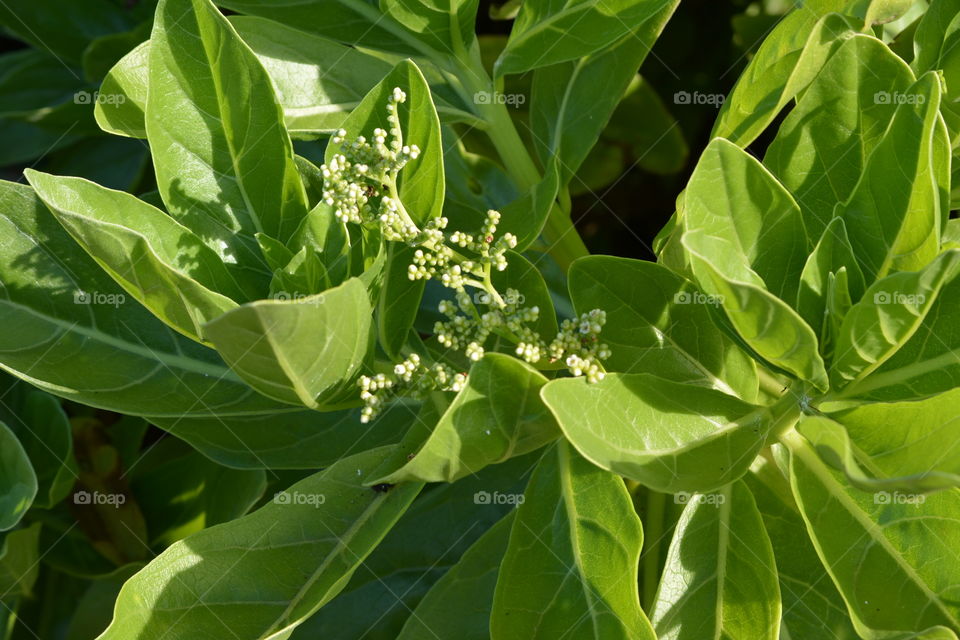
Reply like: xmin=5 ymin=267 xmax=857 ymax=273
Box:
xmin=0 ymin=0 xmax=959 ymax=638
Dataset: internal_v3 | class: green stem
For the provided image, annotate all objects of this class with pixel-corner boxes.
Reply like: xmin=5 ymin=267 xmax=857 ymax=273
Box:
xmin=757 ymin=368 xmax=788 ymax=399
xmin=766 ymin=392 xmax=803 ymax=443
xmin=642 ymin=490 xmax=666 ymax=610
xmin=452 ymin=55 xmax=589 ymax=270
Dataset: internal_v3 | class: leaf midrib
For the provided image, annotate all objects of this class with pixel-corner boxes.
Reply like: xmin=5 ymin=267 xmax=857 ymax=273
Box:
xmin=792 ymin=436 xmax=960 ymax=627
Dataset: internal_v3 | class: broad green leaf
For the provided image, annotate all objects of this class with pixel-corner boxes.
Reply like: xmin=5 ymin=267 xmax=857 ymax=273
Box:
xmin=0 ymin=422 xmax=36 ymax=532
xmin=541 ymin=373 xmax=774 ymax=493
xmin=130 ymin=445 xmax=267 ymax=546
xmin=858 ymin=0 xmax=916 ymax=26
xmin=378 ymin=244 xmax=425 ymax=359
xmin=681 ymin=139 xmax=826 ymax=388
xmin=490 ymin=442 xmax=656 ymax=640
xmin=494 ymin=0 xmax=677 ymax=77
xmin=744 ymin=465 xmax=859 ymax=640
xmin=683 ymin=256 xmax=828 ymax=390
xmin=491 ymin=250 xmax=559 ymax=338
xmin=25 ymin=170 xmax=245 ymax=343
xmin=95 ymin=21 xmax=395 ymax=140
xmin=569 ymin=256 xmax=758 ymax=401
xmin=0 ymin=180 xmax=400 ymax=469
xmin=651 ymin=481 xmax=780 ymax=640
xmin=303 ymin=454 xmax=534 ymax=638
xmin=798 ymin=414 xmax=960 ymax=492
xmin=682 ymin=138 xmax=809 ymax=302
xmin=796 ymin=217 xmax=866 ymax=342
xmin=830 ymin=250 xmax=960 ymax=388
xmin=216 ymin=0 xmax=429 ymax=55
xmin=786 ymin=430 xmax=960 ymax=635
xmin=0 ymin=0 xmax=151 ymax=63
xmin=381 ymin=0 xmax=479 ymax=53
xmin=497 ymin=161 xmax=560 ymax=252
xmin=945 ymin=219 xmax=960 ymax=249
xmin=828 ymin=387 xmax=960 ymax=488
xmin=828 ymin=259 xmax=960 ymax=401
xmin=441 ymin=132 xmax=520 ymax=231
xmin=291 ymin=204 xmax=354 ymax=286
xmin=204 ymin=278 xmax=373 ymax=409
xmin=397 ymin=513 xmax=514 ymax=640
xmin=713 ymin=12 xmax=857 ymax=147
xmin=765 ymin=35 xmax=916 ymax=238
xmin=374 ymin=354 xmax=559 ymax=483
xmin=0 ymin=523 xmax=41 ymax=601
xmin=81 ymin=20 xmax=151 ymax=81
xmin=98 ymin=447 xmax=423 ymax=640
xmin=66 ymin=565 xmax=142 ymax=640
xmin=0 ymin=50 xmax=90 ymax=131
xmin=0 ymin=382 xmax=76 ymax=508
xmin=228 ymin=16 xmax=393 ymax=136
xmin=93 ymin=41 xmax=148 ymax=139
xmin=256 ymin=233 xmax=295 ymax=273
xmin=530 ymin=0 xmax=679 ymax=185
xmin=148 ymin=0 xmax=309 ymax=266
xmin=841 ymin=73 xmax=944 ymax=282
xmin=912 ymin=0 xmax=960 ymax=75
xmin=325 ymin=60 xmax=444 ymax=225
xmin=148 ymin=402 xmax=413 ymax=470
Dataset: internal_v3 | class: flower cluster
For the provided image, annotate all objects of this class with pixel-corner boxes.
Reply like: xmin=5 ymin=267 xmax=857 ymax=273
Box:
xmin=435 ymin=296 xmax=610 ymax=382
xmin=358 ymin=354 xmax=467 ymax=423
xmin=321 ymin=87 xmax=420 ymax=231
xmin=434 ymin=288 xmax=541 ymax=363
xmin=546 ymin=310 xmax=611 ymax=383
xmin=329 ymin=89 xmax=612 ymax=422
xmin=408 ymin=209 xmax=517 ymax=289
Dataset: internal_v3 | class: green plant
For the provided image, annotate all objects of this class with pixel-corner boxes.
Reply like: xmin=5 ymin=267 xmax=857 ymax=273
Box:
xmin=2 ymin=0 xmax=960 ymax=638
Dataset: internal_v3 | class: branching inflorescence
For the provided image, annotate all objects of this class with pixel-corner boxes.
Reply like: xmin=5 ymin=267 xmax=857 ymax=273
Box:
xmin=321 ymin=88 xmax=611 ymax=422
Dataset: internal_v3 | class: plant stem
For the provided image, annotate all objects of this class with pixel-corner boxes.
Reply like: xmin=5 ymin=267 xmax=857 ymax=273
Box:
xmin=757 ymin=367 xmax=788 ymax=399
xmin=451 ymin=55 xmax=589 ymax=270
xmin=642 ymin=490 xmax=666 ymax=610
